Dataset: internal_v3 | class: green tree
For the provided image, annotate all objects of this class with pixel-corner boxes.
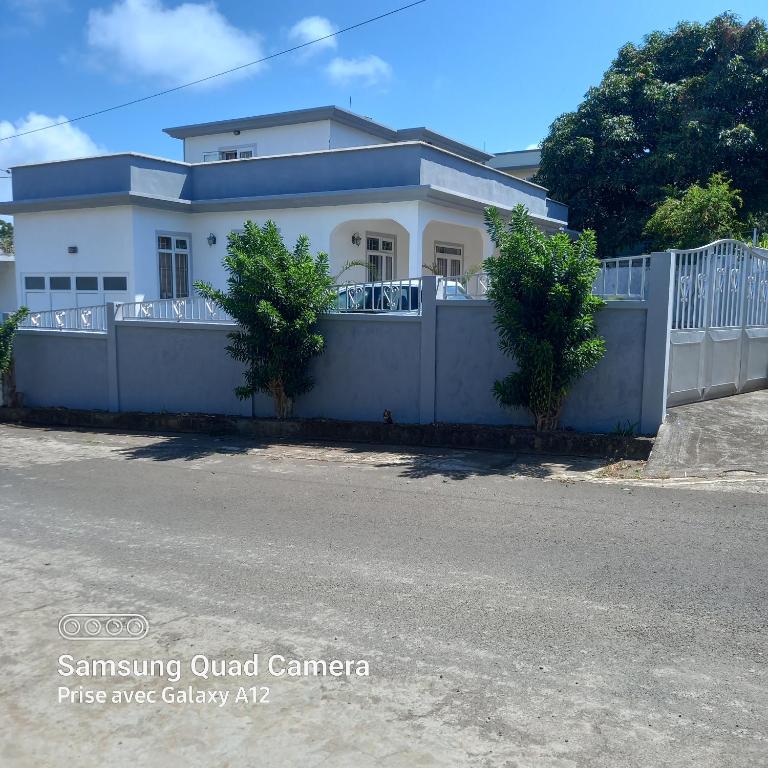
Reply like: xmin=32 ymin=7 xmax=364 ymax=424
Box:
xmin=484 ymin=205 xmax=606 ymax=431
xmin=535 ymin=13 xmax=768 ymax=256
xmin=0 ymin=221 xmax=13 ymax=255
xmin=643 ymin=174 xmax=745 ymax=249
xmin=194 ymin=220 xmax=335 ymax=419
xmin=0 ymin=307 xmax=30 ymax=407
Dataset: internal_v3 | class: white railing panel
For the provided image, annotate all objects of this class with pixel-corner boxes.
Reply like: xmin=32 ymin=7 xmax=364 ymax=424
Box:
xmin=19 ymin=304 xmax=108 ymax=332
xmin=119 ymin=297 xmax=234 ymax=324
xmin=593 ymin=257 xmax=650 ymax=300
xmin=330 ymin=278 xmax=423 ymax=313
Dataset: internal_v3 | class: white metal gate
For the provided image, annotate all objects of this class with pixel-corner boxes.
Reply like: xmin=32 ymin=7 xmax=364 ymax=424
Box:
xmin=668 ymin=239 xmax=768 ymax=406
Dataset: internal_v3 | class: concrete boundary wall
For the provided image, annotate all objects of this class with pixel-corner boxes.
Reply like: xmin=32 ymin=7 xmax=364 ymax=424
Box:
xmin=12 ymin=264 xmax=675 ymax=435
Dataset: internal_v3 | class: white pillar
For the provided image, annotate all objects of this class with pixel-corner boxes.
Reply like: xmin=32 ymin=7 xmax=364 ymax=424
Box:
xmin=402 ymin=202 xmax=426 ymax=279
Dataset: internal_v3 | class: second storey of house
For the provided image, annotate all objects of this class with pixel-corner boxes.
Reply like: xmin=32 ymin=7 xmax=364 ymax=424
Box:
xmin=167 ymin=106 xmax=495 ymax=165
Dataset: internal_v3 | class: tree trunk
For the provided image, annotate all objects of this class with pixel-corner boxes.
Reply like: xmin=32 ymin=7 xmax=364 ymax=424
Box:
xmin=1 ymin=359 xmax=21 ymax=408
xmin=533 ymin=397 xmax=563 ymax=432
xmin=269 ymin=379 xmax=293 ymax=420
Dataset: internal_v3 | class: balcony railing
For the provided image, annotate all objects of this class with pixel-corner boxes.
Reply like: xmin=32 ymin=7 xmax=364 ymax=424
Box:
xmin=18 ymin=304 xmax=108 ymax=332
xmin=592 ymin=256 xmax=650 ymax=300
xmin=119 ymin=297 xmax=234 ymax=324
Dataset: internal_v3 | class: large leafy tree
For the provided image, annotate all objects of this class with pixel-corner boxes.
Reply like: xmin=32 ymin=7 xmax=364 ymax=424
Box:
xmin=536 ymin=13 xmax=768 ymax=256
xmin=484 ymin=205 xmax=606 ymax=431
xmin=195 ymin=221 xmax=336 ymax=419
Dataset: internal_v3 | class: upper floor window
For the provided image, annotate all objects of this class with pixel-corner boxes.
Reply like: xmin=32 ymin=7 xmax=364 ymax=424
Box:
xmin=202 ymin=146 xmax=256 ymax=162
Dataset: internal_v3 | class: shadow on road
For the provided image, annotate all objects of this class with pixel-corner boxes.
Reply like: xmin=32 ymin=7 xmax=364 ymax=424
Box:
xmin=108 ymin=429 xmax=610 ymax=480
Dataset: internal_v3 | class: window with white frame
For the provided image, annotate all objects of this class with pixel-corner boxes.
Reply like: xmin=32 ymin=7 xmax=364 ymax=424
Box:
xmin=434 ymin=242 xmax=464 ymax=278
xmin=157 ymin=235 xmax=190 ymax=299
xmin=202 ymin=146 xmax=256 ymax=162
xmin=366 ymin=234 xmax=396 ymax=281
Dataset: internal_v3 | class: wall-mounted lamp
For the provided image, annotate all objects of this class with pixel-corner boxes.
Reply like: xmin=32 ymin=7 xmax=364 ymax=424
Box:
xmin=207 ymin=233 xmax=217 ymax=247
xmin=351 ymin=232 xmax=362 ymax=247
xmin=67 ymin=246 xmax=78 ymax=254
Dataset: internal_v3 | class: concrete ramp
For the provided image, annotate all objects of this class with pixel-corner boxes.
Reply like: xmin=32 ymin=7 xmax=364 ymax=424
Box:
xmin=645 ymin=390 xmax=768 ymax=478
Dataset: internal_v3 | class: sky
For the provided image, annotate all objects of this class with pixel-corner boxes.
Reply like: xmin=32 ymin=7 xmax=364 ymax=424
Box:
xmin=1 ymin=0 xmax=767 ymax=205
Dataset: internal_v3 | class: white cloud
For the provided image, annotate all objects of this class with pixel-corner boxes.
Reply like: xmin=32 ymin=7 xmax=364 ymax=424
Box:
xmin=0 ymin=114 xmax=102 ymax=170
xmin=326 ymin=55 xmax=392 ymax=87
xmin=87 ymin=0 xmax=264 ymax=87
xmin=526 ymin=143 xmax=541 ymax=150
xmin=288 ymin=16 xmax=337 ymax=55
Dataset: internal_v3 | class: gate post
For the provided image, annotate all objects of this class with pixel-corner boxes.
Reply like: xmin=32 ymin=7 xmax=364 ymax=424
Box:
xmin=106 ymin=302 xmax=121 ymax=413
xmin=419 ymin=275 xmax=437 ymax=424
xmin=640 ymin=252 xmax=675 ymax=434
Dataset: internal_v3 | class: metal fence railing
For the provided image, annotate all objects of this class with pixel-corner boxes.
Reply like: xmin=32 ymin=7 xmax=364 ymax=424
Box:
xmin=331 ymin=278 xmax=423 ymax=313
xmin=20 ymin=243 xmax=764 ymax=331
xmin=592 ymin=256 xmax=650 ymax=300
xmin=457 ymin=271 xmax=491 ymax=299
xmin=119 ymin=297 xmax=234 ymax=324
xmin=18 ymin=304 xmax=108 ymax=332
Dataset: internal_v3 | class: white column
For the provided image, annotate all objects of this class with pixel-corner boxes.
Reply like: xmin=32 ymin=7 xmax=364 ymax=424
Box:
xmin=402 ymin=202 xmax=426 ymax=279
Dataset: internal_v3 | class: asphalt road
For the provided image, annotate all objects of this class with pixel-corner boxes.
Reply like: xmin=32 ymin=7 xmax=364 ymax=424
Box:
xmin=0 ymin=424 xmax=765 ymax=767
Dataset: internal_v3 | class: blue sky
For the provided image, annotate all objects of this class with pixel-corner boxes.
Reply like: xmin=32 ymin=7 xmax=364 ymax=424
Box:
xmin=1 ymin=0 xmax=767 ymax=200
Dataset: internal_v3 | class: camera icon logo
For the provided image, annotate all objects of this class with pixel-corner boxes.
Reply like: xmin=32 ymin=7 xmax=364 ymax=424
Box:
xmin=58 ymin=614 xmax=149 ymax=641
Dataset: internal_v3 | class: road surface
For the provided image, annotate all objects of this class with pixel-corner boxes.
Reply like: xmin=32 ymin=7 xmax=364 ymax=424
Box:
xmin=0 ymin=424 xmax=765 ymax=766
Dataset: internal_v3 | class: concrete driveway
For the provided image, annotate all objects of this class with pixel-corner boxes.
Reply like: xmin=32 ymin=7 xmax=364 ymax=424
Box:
xmin=0 ymin=424 xmax=766 ymax=767
xmin=646 ymin=389 xmax=768 ymax=478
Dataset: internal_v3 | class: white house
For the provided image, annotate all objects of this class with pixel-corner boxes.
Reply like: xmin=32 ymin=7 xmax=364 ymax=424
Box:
xmin=0 ymin=243 xmax=15 ymax=315
xmin=0 ymin=106 xmax=568 ymax=312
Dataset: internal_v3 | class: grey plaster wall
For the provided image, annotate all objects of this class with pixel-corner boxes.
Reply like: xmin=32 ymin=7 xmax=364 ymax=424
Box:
xmin=115 ymin=323 xmax=253 ymax=417
xmin=7 ymin=145 xmax=567 ymax=228
xmin=14 ymin=331 xmax=109 ymax=410
xmin=12 ymin=155 xmax=190 ymax=202
xmin=11 ymin=302 xmax=658 ymax=434
xmin=296 ymin=315 xmax=421 ymax=423
xmin=434 ymin=302 xmax=648 ymax=433
xmin=113 ymin=315 xmax=421 ymax=422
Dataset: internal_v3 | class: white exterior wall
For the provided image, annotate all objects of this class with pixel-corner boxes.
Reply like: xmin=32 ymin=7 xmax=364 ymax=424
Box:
xmin=131 ymin=207 xmax=196 ymax=302
xmin=11 ymin=200 xmax=496 ymax=309
xmin=0 ymin=260 xmax=16 ymax=313
xmin=182 ymin=120 xmax=392 ymax=162
xmin=13 ymin=208 xmax=135 ymax=311
xmin=329 ymin=122 xmax=392 ymax=149
xmin=185 ymin=201 xmax=422 ymax=292
xmin=183 ymin=121 xmax=333 ymax=162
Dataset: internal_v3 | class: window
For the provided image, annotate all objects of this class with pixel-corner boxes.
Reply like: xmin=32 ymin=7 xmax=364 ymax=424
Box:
xmin=157 ymin=234 xmax=190 ymax=299
xmin=24 ymin=276 xmax=45 ymax=290
xmin=50 ymin=276 xmax=72 ymax=291
xmin=103 ymin=276 xmax=128 ymax=291
xmin=366 ymin=234 xmax=396 ymax=281
xmin=434 ymin=243 xmax=464 ymax=278
xmin=76 ymin=276 xmax=99 ymax=291
xmin=202 ymin=147 xmax=256 ymax=162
